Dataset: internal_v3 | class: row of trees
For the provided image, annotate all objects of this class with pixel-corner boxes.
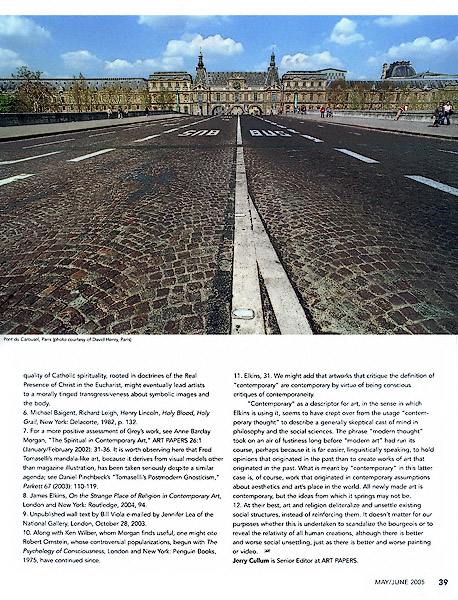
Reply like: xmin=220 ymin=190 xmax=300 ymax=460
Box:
xmin=0 ymin=68 xmax=175 ymax=113
xmin=327 ymin=79 xmax=458 ymax=111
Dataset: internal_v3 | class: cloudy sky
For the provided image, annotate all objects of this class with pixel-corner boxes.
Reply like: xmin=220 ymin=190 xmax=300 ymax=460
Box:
xmin=1 ymin=14 xmax=457 ymax=81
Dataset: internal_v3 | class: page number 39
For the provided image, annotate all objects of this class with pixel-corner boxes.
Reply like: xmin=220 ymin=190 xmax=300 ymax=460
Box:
xmin=439 ymin=579 xmax=448 ymax=586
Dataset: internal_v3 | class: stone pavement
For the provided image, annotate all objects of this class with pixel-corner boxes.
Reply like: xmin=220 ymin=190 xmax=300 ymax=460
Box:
xmin=290 ymin=111 xmax=458 ymax=140
xmin=0 ymin=113 xmax=184 ymax=142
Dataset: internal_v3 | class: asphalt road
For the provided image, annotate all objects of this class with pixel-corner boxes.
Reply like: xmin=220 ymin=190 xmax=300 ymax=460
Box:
xmin=1 ymin=114 xmax=457 ymax=334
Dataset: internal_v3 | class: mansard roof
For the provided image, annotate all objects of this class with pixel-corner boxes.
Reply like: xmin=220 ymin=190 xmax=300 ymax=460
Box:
xmin=0 ymin=77 xmax=148 ymax=93
xmin=149 ymin=72 xmax=191 ymax=80
xmin=282 ymin=71 xmax=327 ymax=80
xmin=342 ymin=78 xmax=458 ymax=90
xmin=207 ymin=71 xmax=267 ymax=86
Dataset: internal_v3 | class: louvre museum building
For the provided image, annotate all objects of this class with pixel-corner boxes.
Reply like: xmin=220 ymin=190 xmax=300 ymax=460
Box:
xmin=1 ymin=52 xmax=457 ymax=115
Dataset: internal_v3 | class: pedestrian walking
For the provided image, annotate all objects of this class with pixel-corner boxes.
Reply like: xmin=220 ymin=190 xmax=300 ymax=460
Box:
xmin=394 ymin=104 xmax=408 ymax=120
xmin=320 ymin=105 xmax=325 ymax=118
xmin=443 ymin=101 xmax=453 ymax=125
xmin=145 ymin=106 xmax=149 ymax=117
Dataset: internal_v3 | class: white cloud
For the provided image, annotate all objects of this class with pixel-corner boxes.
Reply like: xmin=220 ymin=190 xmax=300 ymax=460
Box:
xmin=103 ymin=57 xmax=183 ymax=76
xmin=368 ymin=35 xmax=458 ymax=72
xmin=164 ymin=34 xmax=243 ymax=57
xmin=330 ymin=18 xmax=364 ymax=45
xmin=374 ymin=16 xmax=419 ymax=27
xmin=0 ymin=15 xmax=51 ymax=46
xmin=385 ymin=35 xmax=458 ymax=60
xmin=60 ymin=48 xmax=186 ymax=78
xmin=61 ymin=50 xmax=104 ymax=74
xmin=0 ymin=47 xmax=25 ymax=74
xmin=280 ymin=51 xmax=343 ymax=71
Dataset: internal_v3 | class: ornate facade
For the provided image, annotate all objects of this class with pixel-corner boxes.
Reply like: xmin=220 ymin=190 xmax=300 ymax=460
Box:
xmin=148 ymin=52 xmax=331 ymax=115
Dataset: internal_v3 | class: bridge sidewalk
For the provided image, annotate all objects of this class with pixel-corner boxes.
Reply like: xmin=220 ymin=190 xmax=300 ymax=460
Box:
xmin=290 ymin=112 xmax=458 ymax=140
xmin=0 ymin=113 xmax=184 ymax=142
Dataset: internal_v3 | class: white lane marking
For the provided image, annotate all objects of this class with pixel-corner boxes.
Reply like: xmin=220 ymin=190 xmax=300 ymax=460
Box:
xmin=0 ymin=150 xmax=62 ymax=165
xmin=237 ymin=116 xmax=242 ymax=146
xmin=0 ymin=173 xmax=34 ymax=186
xmin=405 ymin=175 xmax=458 ymax=197
xmin=349 ymin=132 xmax=361 ymax=136
xmin=301 ymin=134 xmax=324 ymax=143
xmin=334 ymin=148 xmax=379 ymax=163
xmin=88 ymin=132 xmax=116 ymax=137
xmin=438 ymin=149 xmax=458 ymax=155
xmin=249 ymin=197 xmax=313 ymax=335
xmin=67 ymin=148 xmax=115 ymax=162
xmin=132 ymin=134 xmax=161 ymax=143
xmin=232 ymin=129 xmax=264 ymax=334
xmin=232 ymin=116 xmax=313 ymax=335
xmin=23 ymin=139 xmax=75 ymax=149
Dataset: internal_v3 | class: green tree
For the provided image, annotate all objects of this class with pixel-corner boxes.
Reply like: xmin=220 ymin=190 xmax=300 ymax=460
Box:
xmin=0 ymin=94 xmax=18 ymax=113
xmin=327 ymin=79 xmax=348 ymax=108
xmin=105 ymin=82 xmax=131 ymax=111
xmin=12 ymin=66 xmax=55 ymax=113
xmin=70 ymin=73 xmax=92 ymax=112
xmin=139 ymin=87 xmax=151 ymax=110
xmin=155 ymin=89 xmax=174 ymax=111
xmin=379 ymin=81 xmax=395 ymax=110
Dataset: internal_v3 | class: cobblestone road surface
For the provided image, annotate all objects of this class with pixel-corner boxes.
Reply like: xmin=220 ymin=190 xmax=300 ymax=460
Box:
xmin=243 ymin=114 xmax=458 ymax=334
xmin=1 ymin=116 xmax=235 ymax=334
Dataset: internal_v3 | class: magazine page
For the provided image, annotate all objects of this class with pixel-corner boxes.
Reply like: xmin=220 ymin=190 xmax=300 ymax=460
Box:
xmin=1 ymin=6 xmax=457 ymax=600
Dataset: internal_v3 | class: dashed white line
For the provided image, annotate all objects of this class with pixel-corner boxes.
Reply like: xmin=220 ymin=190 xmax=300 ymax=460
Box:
xmin=301 ymin=134 xmax=324 ymax=143
xmin=23 ymin=139 xmax=75 ymax=149
xmin=405 ymin=175 xmax=458 ymax=197
xmin=438 ymin=149 xmax=458 ymax=155
xmin=132 ymin=134 xmax=161 ymax=143
xmin=334 ymin=148 xmax=379 ymax=163
xmin=0 ymin=150 xmax=62 ymax=165
xmin=88 ymin=132 xmax=116 ymax=137
xmin=67 ymin=148 xmax=115 ymax=162
xmin=0 ymin=173 xmax=34 ymax=186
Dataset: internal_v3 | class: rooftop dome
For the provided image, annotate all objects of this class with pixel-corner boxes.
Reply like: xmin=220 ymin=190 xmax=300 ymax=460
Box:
xmin=386 ymin=61 xmax=416 ymax=78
